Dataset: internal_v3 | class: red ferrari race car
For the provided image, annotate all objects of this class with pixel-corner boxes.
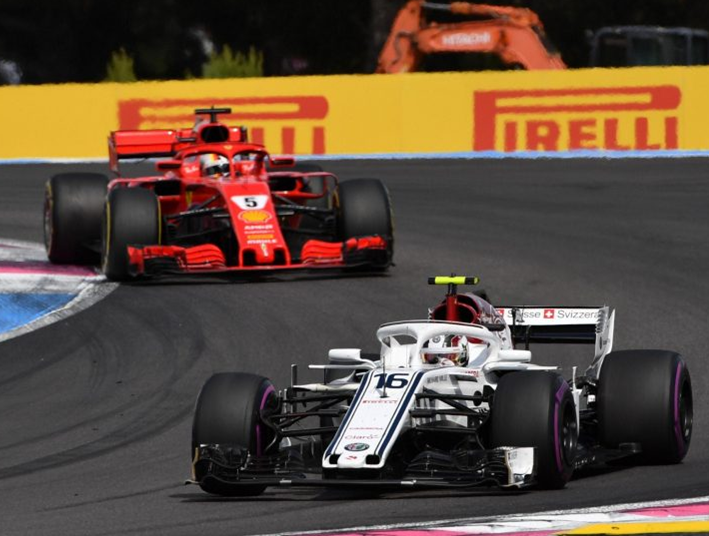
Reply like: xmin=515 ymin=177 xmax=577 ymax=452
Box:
xmin=44 ymin=107 xmax=393 ymax=281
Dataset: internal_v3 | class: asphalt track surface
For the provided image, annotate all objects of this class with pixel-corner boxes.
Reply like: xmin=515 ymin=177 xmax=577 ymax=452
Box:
xmin=0 ymin=159 xmax=707 ymax=536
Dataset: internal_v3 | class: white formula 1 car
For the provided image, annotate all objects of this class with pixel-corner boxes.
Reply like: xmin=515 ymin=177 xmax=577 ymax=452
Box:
xmin=188 ymin=276 xmax=693 ymax=496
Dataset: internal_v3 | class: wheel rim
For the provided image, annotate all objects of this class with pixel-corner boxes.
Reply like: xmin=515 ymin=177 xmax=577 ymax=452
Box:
xmin=255 ymin=384 xmax=276 ymax=456
xmin=675 ymin=371 xmax=693 ymax=451
xmin=101 ymin=203 xmax=111 ymax=273
xmin=43 ymin=188 xmax=53 ymax=252
xmin=560 ymin=400 xmax=578 ymax=467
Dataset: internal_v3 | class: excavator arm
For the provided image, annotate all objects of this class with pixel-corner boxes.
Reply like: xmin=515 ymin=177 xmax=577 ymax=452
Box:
xmin=376 ymin=0 xmax=424 ymax=73
xmin=447 ymin=2 xmax=542 ymax=27
xmin=376 ymin=0 xmax=565 ymax=73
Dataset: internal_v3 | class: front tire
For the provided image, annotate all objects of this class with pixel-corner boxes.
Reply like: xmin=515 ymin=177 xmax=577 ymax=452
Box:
xmin=192 ymin=373 xmax=278 ymax=496
xmin=44 ymin=173 xmax=108 ymax=264
xmin=490 ymin=371 xmax=577 ymax=489
xmin=101 ymin=187 xmax=160 ymax=281
xmin=337 ymin=178 xmax=394 ymax=268
xmin=598 ymin=350 xmax=692 ymax=464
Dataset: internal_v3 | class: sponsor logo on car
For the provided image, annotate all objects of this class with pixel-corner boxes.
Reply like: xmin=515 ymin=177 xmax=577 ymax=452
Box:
xmin=344 ymin=442 xmax=369 ymax=452
xmin=473 ymin=85 xmax=681 ymax=152
xmin=343 ymin=434 xmax=380 ymax=441
xmin=499 ymin=307 xmax=600 ymax=324
xmin=557 ymin=309 xmax=599 ymax=320
xmin=510 ymin=310 xmax=542 ymax=320
xmin=238 ymin=210 xmax=272 ymax=223
xmin=245 ymin=233 xmax=275 ymax=241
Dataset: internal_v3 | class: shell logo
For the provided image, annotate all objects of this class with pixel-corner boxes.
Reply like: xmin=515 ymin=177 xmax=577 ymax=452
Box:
xmin=239 ymin=210 xmax=272 ymax=223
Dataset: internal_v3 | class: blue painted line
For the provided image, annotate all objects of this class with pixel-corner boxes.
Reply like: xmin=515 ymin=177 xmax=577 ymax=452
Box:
xmin=2 ymin=150 xmax=709 ymax=165
xmin=324 ymin=370 xmax=374 ymax=458
xmin=0 ymin=293 xmax=74 ymax=333
xmin=374 ymin=371 xmax=425 ymax=456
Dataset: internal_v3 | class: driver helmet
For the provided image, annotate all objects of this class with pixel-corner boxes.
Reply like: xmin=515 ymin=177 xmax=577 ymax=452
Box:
xmin=200 ymin=153 xmax=229 ymax=178
xmin=421 ymin=335 xmax=468 ymax=366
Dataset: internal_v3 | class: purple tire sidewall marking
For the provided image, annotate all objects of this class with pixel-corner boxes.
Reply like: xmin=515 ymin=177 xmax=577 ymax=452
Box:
xmin=673 ymin=362 xmax=684 ymax=455
xmin=256 ymin=384 xmax=276 ymax=457
xmin=554 ymin=382 xmax=568 ymax=473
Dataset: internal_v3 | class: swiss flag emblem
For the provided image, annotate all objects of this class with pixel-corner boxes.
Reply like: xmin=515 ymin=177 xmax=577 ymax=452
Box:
xmin=544 ymin=309 xmax=555 ymax=319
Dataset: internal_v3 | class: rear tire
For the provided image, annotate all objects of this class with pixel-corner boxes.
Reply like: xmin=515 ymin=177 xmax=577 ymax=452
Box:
xmin=101 ymin=187 xmax=160 ymax=281
xmin=192 ymin=373 xmax=277 ymax=496
xmin=337 ymin=178 xmax=394 ymax=268
xmin=44 ymin=173 xmax=108 ymax=264
xmin=490 ymin=371 xmax=577 ymax=489
xmin=598 ymin=350 xmax=692 ymax=464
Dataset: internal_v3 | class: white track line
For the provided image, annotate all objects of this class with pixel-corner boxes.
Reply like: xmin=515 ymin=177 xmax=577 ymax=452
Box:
xmin=246 ymin=495 xmax=709 ymax=536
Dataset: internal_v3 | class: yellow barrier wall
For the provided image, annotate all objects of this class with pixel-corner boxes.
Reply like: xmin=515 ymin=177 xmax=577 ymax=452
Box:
xmin=1 ymin=66 xmax=707 ymax=159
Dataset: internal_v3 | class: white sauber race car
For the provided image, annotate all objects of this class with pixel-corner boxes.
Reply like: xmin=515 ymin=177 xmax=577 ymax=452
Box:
xmin=188 ymin=277 xmax=693 ymax=496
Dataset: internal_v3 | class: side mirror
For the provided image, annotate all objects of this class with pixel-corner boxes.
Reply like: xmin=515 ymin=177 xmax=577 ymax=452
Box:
xmin=269 ymin=156 xmax=296 ymax=167
xmin=328 ymin=348 xmax=363 ymax=363
xmin=498 ymin=349 xmax=532 ymax=362
xmin=156 ymin=160 xmax=181 ymax=171
xmin=327 ymin=348 xmax=377 ymax=368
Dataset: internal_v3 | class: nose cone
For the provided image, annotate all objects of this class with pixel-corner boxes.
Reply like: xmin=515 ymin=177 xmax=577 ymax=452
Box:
xmin=254 ymin=242 xmax=275 ymax=264
xmin=337 ymin=453 xmax=367 ymax=469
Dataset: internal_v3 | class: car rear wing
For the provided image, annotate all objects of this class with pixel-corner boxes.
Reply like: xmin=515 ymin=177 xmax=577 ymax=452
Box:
xmin=109 ymin=130 xmax=179 ymax=173
xmin=108 ymin=125 xmax=247 ymax=175
xmin=497 ymin=306 xmax=615 ymax=366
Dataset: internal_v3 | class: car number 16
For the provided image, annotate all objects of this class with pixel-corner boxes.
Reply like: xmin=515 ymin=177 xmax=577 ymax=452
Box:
xmin=374 ymin=373 xmax=409 ymax=389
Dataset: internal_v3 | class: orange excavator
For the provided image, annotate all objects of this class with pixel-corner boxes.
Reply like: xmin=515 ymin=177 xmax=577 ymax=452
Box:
xmin=376 ymin=0 xmax=566 ymax=73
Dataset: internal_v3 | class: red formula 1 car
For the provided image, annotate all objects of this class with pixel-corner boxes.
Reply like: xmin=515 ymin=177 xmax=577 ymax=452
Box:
xmin=44 ymin=107 xmax=393 ymax=281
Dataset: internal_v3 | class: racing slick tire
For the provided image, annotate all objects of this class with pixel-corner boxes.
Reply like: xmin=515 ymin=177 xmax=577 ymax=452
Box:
xmin=101 ymin=187 xmax=160 ymax=281
xmin=44 ymin=173 xmax=109 ymax=264
xmin=490 ymin=371 xmax=577 ymax=489
xmin=337 ymin=178 xmax=394 ymax=269
xmin=192 ymin=373 xmax=278 ymax=497
xmin=598 ymin=350 xmax=692 ymax=464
